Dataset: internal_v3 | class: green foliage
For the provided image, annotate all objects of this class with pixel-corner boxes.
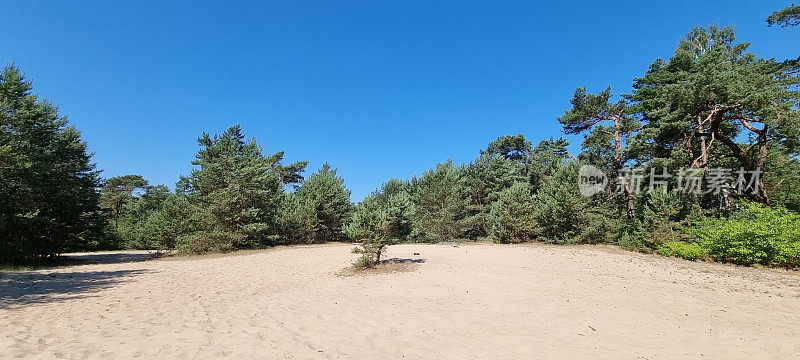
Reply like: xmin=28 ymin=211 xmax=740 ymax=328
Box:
xmin=279 ymin=193 xmax=318 ymax=244
xmin=460 ymin=155 xmax=525 ymax=238
xmin=410 ymin=161 xmax=467 ymax=242
xmin=656 ymin=241 xmax=710 ymax=261
xmin=116 ymin=188 xmax=198 ymax=250
xmin=488 ymin=183 xmax=537 ymax=243
xmin=176 ymin=230 xmax=243 ymax=254
xmin=690 ymin=203 xmax=800 ymax=267
xmin=637 ymin=190 xmax=700 ymax=247
xmin=527 ymin=137 xmax=570 ymax=193
xmin=0 ymin=64 xmax=104 ymax=263
xmin=764 ymin=148 xmax=800 ymax=212
xmin=532 ymin=161 xmax=617 ymax=244
xmin=559 ymin=86 xmax=637 ymax=172
xmin=346 ymin=188 xmax=414 ymax=267
xmin=618 ymin=227 xmax=650 ymax=252
xmin=176 ymin=125 xmax=307 ymax=253
xmin=481 ymin=134 xmax=532 ymax=165
xmin=100 ymin=175 xmax=149 ymax=226
xmin=767 ymin=4 xmax=800 ymax=28
xmin=282 ymin=163 xmax=353 ymax=244
xmin=629 ymin=25 xmax=800 ymax=204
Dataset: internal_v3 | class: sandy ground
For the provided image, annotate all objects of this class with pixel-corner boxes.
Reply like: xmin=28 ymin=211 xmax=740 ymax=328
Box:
xmin=2 ymin=243 xmax=800 ymax=359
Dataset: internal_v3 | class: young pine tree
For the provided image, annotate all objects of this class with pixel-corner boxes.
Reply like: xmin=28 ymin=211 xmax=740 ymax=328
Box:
xmin=527 ymin=137 xmax=571 ymax=194
xmin=346 ymin=191 xmax=414 ymax=267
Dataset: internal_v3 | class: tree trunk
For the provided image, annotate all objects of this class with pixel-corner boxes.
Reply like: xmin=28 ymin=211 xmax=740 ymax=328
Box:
xmin=612 ymin=116 xmax=636 ymax=219
xmin=696 ymin=115 xmax=709 ymax=169
xmin=755 ymin=124 xmax=770 ymax=205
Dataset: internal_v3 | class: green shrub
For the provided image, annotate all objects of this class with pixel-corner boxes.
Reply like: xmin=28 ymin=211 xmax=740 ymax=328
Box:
xmin=176 ymin=230 xmax=243 ymax=254
xmin=690 ymin=203 xmax=800 ymax=268
xmin=656 ymin=241 xmax=710 ymax=261
xmin=618 ymin=225 xmax=650 ymax=252
xmin=636 ymin=189 xmax=701 ymax=249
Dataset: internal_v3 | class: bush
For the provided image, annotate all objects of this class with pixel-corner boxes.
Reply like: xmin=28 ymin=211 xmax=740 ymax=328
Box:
xmin=488 ymin=183 xmax=537 ymax=244
xmin=617 ymin=223 xmax=649 ymax=252
xmin=690 ymin=203 xmax=800 ymax=267
xmin=176 ymin=230 xmax=243 ymax=254
xmin=656 ymin=241 xmax=710 ymax=261
xmin=636 ymin=189 xmax=701 ymax=249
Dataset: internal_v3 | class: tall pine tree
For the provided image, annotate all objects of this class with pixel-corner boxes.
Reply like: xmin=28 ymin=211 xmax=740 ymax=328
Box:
xmin=0 ymin=65 xmax=104 ymax=262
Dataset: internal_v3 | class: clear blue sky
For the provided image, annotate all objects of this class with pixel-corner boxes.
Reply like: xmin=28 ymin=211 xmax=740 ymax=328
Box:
xmin=2 ymin=1 xmax=797 ymax=201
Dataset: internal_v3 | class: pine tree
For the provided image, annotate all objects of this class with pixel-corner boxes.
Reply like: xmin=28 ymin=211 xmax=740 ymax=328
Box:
xmin=481 ymin=134 xmax=532 ymax=167
xmin=409 ymin=161 xmax=467 ymax=242
xmin=528 ymin=137 xmax=571 ymax=193
xmin=767 ymin=4 xmax=800 ymax=28
xmin=115 ymin=184 xmax=174 ymax=249
xmin=558 ymin=87 xmax=638 ymax=218
xmin=289 ymin=163 xmax=353 ymax=243
xmin=346 ymin=189 xmax=414 ymax=267
xmin=0 ymin=64 xmax=104 ymax=262
xmin=533 ymin=161 xmax=618 ymax=244
xmin=99 ymin=175 xmax=149 ymax=229
xmin=178 ymin=125 xmax=307 ymax=252
xmin=460 ymin=155 xmax=525 ymax=238
xmin=279 ymin=193 xmax=318 ymax=244
xmin=629 ymin=25 xmax=800 ymax=205
xmin=488 ymin=182 xmax=537 ymax=243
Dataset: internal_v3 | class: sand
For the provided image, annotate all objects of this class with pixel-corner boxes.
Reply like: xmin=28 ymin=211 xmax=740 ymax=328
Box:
xmin=2 ymin=243 xmax=799 ymax=359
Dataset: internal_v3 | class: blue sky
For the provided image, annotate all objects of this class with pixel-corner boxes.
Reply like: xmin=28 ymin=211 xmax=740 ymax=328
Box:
xmin=2 ymin=1 xmax=797 ymax=201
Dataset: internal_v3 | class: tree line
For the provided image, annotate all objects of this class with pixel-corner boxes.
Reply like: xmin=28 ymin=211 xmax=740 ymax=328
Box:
xmin=1 ymin=7 xmax=798 ymax=268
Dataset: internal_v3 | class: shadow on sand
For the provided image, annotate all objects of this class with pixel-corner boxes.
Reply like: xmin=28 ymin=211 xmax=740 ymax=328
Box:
xmin=381 ymin=257 xmax=426 ymax=264
xmin=62 ymin=252 xmax=165 ymax=266
xmin=338 ymin=257 xmax=426 ymax=276
xmin=0 ymin=269 xmax=150 ymax=308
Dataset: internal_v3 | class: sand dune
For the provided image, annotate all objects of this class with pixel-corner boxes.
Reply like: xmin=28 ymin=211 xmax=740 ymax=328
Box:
xmin=2 ymin=243 xmax=799 ymax=359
